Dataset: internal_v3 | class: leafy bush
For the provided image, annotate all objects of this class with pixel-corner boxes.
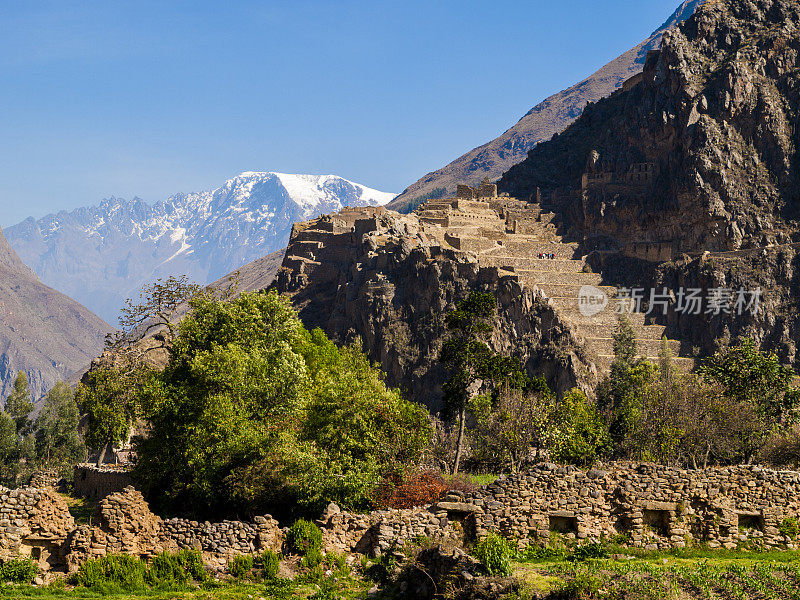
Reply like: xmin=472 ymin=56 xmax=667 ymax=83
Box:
xmin=518 ymin=545 xmax=568 ymax=562
xmin=474 ymin=533 xmax=513 ymax=576
xmin=259 ymin=549 xmax=280 ymax=580
xmin=146 ymin=549 xmax=206 ymax=588
xmin=546 ymin=388 xmax=610 ymax=465
xmin=286 ymin=519 xmax=323 ymax=556
xmin=133 ymin=291 xmax=431 ymax=516
xmin=147 ymin=551 xmax=189 ymax=588
xmin=0 ymin=557 xmax=37 ymax=583
xmin=76 ymin=554 xmax=147 ymax=592
xmin=228 ymin=554 xmax=254 ymax=579
xmin=300 ymin=549 xmax=323 ymax=569
xmin=780 ymin=517 xmax=800 ymax=539
xmin=373 ymin=470 xmax=478 ymax=509
xmin=568 ymin=542 xmax=610 ymax=562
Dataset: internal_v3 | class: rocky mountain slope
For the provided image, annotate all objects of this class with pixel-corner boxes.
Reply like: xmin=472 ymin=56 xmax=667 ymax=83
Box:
xmin=499 ymin=0 xmax=800 ymax=365
xmin=0 ymin=226 xmax=111 ymax=402
xmin=272 ymin=207 xmax=592 ymax=408
xmin=6 ymin=173 xmax=395 ymax=324
xmin=387 ymin=0 xmax=704 ymax=213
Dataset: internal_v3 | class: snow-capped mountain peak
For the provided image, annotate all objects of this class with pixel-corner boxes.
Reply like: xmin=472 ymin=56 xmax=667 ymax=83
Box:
xmin=6 ymin=172 xmax=396 ymax=323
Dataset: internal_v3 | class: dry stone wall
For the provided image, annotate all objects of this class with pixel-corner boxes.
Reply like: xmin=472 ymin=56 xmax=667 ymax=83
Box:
xmin=319 ymin=463 xmax=800 ymax=555
xmin=3 ymin=463 xmax=800 ymax=572
xmin=0 ymin=487 xmax=75 ymax=570
xmin=73 ymin=464 xmax=134 ymax=499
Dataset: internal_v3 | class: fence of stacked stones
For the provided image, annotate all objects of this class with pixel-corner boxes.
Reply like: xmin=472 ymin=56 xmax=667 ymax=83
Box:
xmin=4 ymin=462 xmax=800 ymax=573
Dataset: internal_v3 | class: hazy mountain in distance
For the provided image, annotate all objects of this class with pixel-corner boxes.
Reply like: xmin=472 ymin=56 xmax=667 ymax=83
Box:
xmin=0 ymin=225 xmax=111 ymax=401
xmin=7 ymin=172 xmax=395 ymax=324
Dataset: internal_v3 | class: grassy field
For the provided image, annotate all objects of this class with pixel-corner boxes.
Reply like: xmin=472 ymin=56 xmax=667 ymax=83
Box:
xmin=6 ymin=548 xmax=800 ymax=599
xmin=0 ymin=578 xmax=371 ymax=600
xmin=514 ymin=548 xmax=800 ymax=599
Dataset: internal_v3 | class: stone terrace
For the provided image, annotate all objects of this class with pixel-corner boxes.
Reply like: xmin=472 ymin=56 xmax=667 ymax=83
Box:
xmin=414 ymin=180 xmax=694 ymax=373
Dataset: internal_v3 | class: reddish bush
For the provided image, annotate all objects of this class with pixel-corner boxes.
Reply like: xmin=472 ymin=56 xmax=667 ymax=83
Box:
xmin=373 ymin=470 xmax=477 ymax=509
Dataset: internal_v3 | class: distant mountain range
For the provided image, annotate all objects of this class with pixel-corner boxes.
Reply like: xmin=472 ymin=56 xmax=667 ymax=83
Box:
xmin=7 ymin=172 xmax=395 ymax=324
xmin=0 ymin=225 xmax=110 ymax=402
xmin=387 ymin=0 xmax=704 ymax=212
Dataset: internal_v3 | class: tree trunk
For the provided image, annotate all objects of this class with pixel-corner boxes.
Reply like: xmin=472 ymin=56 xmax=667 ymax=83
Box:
xmin=453 ymin=406 xmax=466 ymax=475
xmin=96 ymin=442 xmax=110 ymax=467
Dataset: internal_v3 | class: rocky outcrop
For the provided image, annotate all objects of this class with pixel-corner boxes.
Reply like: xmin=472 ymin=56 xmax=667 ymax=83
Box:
xmin=502 ymin=0 xmax=800 ymax=253
xmin=499 ymin=0 xmax=800 ymax=367
xmin=272 ymin=207 xmax=594 ymax=407
xmin=387 ymin=1 xmax=704 ymax=213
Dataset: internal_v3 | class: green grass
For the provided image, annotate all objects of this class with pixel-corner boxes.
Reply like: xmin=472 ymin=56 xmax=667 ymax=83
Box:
xmin=59 ymin=494 xmax=97 ymax=525
xmin=513 ymin=546 xmax=800 ymax=599
xmin=462 ymin=473 xmax=498 ymax=487
xmin=0 ymin=578 xmax=372 ymax=599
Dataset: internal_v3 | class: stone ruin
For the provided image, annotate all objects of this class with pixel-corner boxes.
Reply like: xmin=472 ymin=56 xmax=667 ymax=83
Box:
xmin=318 ymin=463 xmax=800 ymax=554
xmin=0 ymin=485 xmax=281 ymax=573
xmin=277 ymin=187 xmax=696 ymax=381
xmin=2 ymin=463 xmax=800 ymax=573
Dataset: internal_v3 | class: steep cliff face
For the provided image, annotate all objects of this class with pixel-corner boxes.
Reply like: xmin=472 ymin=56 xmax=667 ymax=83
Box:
xmin=499 ymin=0 xmax=800 ymax=368
xmin=501 ymin=0 xmax=800 ymax=255
xmin=273 ymin=209 xmax=593 ymax=408
xmin=387 ymin=0 xmax=705 ymax=213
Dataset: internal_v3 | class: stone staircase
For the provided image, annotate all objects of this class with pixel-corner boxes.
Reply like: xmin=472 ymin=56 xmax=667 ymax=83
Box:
xmin=419 ymin=199 xmax=694 ymax=374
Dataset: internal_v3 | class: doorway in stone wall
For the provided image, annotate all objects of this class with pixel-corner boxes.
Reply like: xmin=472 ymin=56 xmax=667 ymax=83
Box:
xmin=643 ymin=510 xmax=670 ymax=537
xmin=549 ymin=514 xmax=578 ymax=535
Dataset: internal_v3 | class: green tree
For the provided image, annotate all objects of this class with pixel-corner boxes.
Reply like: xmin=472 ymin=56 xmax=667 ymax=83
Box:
xmin=546 ymin=388 xmax=610 ymax=465
xmin=77 ymin=367 xmax=145 ymax=466
xmin=35 ymin=382 xmax=86 ymax=470
xmin=109 ymin=275 xmax=202 ymax=351
xmin=0 ymin=412 xmax=18 ymax=484
xmin=133 ymin=290 xmax=430 ymax=516
xmin=438 ymin=292 xmax=497 ymax=474
xmin=597 ymin=317 xmax=653 ymax=455
xmin=698 ymin=338 xmax=799 ymax=462
xmin=5 ymin=372 xmax=33 ymax=435
xmin=469 ymin=377 xmax=554 ymax=473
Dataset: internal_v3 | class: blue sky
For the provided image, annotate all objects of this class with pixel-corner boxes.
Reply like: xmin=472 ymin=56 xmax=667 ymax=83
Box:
xmin=1 ymin=0 xmax=683 ymax=227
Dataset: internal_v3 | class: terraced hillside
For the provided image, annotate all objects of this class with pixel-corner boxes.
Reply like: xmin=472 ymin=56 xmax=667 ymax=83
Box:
xmin=414 ymin=191 xmax=695 ymax=374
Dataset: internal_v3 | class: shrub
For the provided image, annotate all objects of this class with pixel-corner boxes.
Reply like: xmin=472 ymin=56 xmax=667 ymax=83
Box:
xmin=0 ymin=557 xmax=37 ymax=583
xmin=76 ymin=554 xmax=147 ymax=592
xmin=518 ymin=545 xmax=568 ymax=562
xmin=286 ymin=519 xmax=323 ymax=556
xmin=780 ymin=517 xmax=800 ymax=539
xmin=300 ymin=548 xmax=323 ymax=569
xmin=474 ymin=533 xmax=513 ymax=576
xmin=228 ymin=554 xmax=254 ymax=579
xmin=176 ymin=548 xmax=207 ymax=582
xmin=259 ymin=549 xmax=280 ymax=580
xmin=373 ymin=470 xmax=478 ymax=509
xmin=568 ymin=542 xmax=609 ymax=562
xmin=147 ymin=551 xmax=189 ymax=588
xmin=145 ymin=549 xmax=206 ymax=588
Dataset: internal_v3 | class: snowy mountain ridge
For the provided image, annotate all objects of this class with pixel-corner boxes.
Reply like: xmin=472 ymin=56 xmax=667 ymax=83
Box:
xmin=6 ymin=171 xmax=395 ymax=324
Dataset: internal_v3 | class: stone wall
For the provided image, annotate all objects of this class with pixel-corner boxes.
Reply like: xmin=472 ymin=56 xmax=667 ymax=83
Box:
xmin=0 ymin=487 xmax=75 ymax=570
xmin=73 ymin=464 xmax=134 ymax=499
xmin=0 ymin=485 xmax=282 ymax=573
xmin=318 ymin=463 xmax=800 ymax=555
xmin=5 ymin=463 xmax=800 ymax=572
